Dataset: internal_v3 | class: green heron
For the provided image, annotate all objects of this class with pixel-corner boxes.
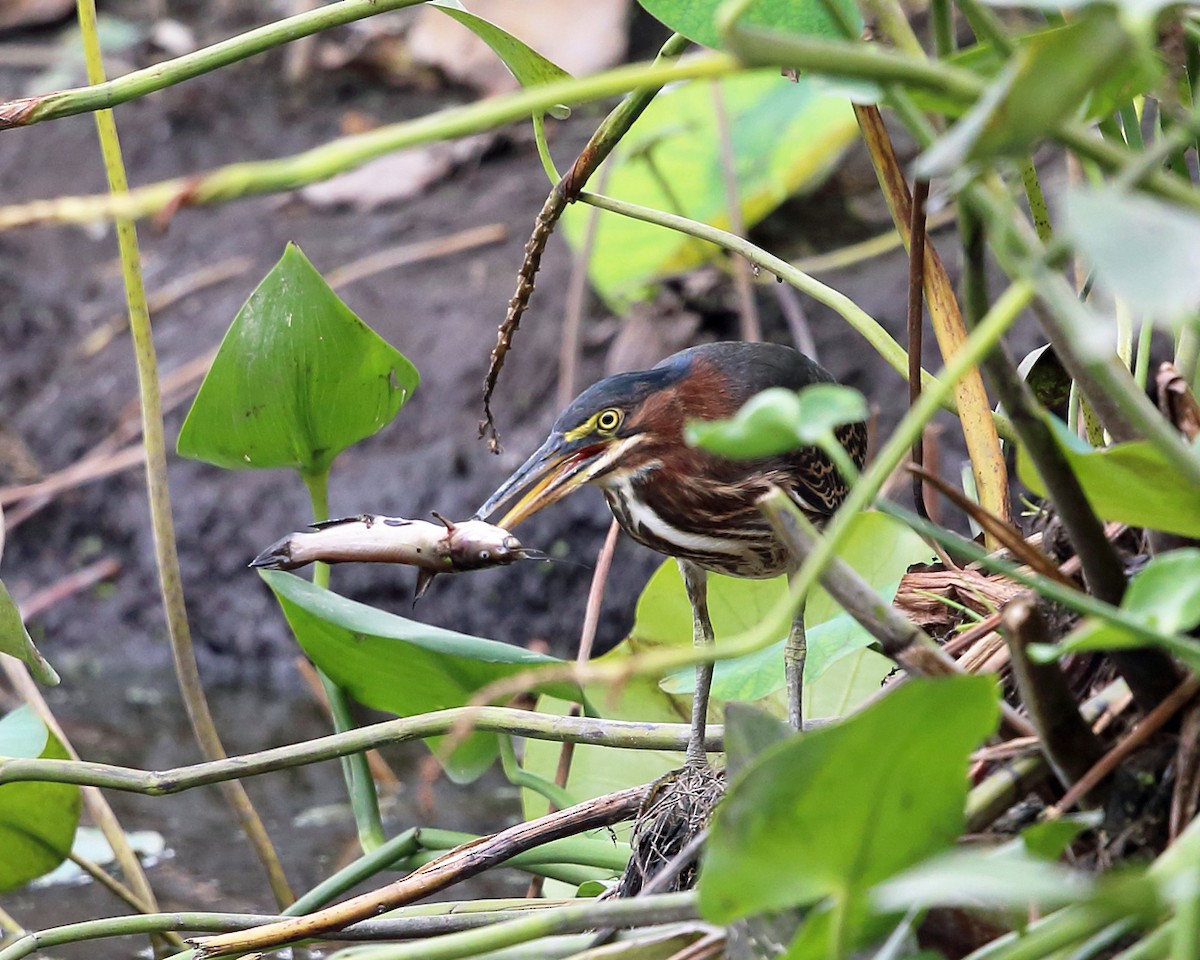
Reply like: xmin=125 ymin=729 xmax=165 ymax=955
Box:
xmin=476 ymin=341 xmax=866 ymax=763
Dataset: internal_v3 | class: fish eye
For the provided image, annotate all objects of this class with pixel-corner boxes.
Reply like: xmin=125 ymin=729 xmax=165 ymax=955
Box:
xmin=596 ymin=408 xmax=622 ymax=433
xmin=479 ymin=550 xmax=490 ymax=561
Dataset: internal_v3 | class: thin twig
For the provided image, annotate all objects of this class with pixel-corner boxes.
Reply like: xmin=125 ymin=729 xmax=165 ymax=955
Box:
xmin=192 ymin=786 xmax=650 ymax=957
xmin=1047 ymin=675 xmax=1200 ymax=818
xmin=16 ymin=557 xmax=120 ymax=620
xmin=480 ymin=33 xmax=692 ymax=451
xmin=710 ymin=80 xmax=762 ymax=343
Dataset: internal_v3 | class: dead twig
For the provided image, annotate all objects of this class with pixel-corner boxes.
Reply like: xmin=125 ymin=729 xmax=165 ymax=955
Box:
xmin=480 ymin=33 xmax=691 ymax=451
xmin=16 ymin=556 xmax=120 ymax=620
xmin=191 ymin=785 xmax=650 ymax=957
xmin=1047 ymin=675 xmax=1200 ymax=819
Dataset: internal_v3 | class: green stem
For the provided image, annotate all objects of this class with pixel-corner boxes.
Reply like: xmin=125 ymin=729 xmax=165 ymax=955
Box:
xmin=0 ymin=708 xmax=720 ymax=793
xmin=0 ymin=53 xmax=738 ymax=231
xmin=288 ymin=829 xmax=419 ymax=916
xmin=0 ymin=906 xmax=590 ymax=960
xmin=1170 ymin=869 xmax=1200 ymax=960
xmin=0 ymin=0 xmax=427 ymax=128
xmin=1176 ymin=325 xmax=1200 ymax=387
xmin=416 ymin=829 xmax=628 ymax=872
xmin=954 ymin=0 xmax=1015 ymax=53
xmin=318 ymin=892 xmax=698 ymax=960
xmin=498 ymin=734 xmax=577 ymax=812
xmin=532 ymin=113 xmax=560 ymax=184
xmin=577 ymin=190 xmax=1015 ymax=438
xmin=931 ymin=0 xmax=955 ymax=57
xmin=303 ymin=469 xmax=385 ymax=853
xmin=75 ymin=0 xmax=292 ymax=909
xmin=1134 ymin=319 xmax=1155 ymax=390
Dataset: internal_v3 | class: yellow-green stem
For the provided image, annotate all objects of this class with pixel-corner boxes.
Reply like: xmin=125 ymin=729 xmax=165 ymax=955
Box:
xmin=75 ymin=0 xmax=293 ymax=908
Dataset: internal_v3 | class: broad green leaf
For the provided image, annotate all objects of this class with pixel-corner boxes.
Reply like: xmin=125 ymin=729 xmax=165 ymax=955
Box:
xmin=1017 ymin=416 xmax=1200 ymax=537
xmin=260 ymin=570 xmax=572 ymax=783
xmin=0 ymin=578 xmax=58 ymax=686
xmin=872 ymin=847 xmax=1092 ymax=912
xmin=637 ymin=0 xmax=861 ymax=49
xmin=1065 ymin=185 xmax=1200 ymax=329
xmin=562 ymin=71 xmax=856 ymax=309
xmin=699 ymin=676 xmax=1000 ymax=921
xmin=0 ymin=707 xmax=81 ymax=892
xmin=917 ymin=13 xmax=1142 ymax=177
xmin=430 ymin=0 xmax=572 ymax=118
xmin=178 ymin=244 xmax=419 ymax=474
xmin=653 ymin=512 xmax=933 ymax=712
xmin=1033 ymin=549 xmax=1200 ymax=672
xmin=685 ymin=384 xmax=867 ymax=459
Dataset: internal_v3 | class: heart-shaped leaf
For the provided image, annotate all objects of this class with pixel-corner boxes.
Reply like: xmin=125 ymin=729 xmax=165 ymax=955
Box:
xmin=178 ymin=244 xmax=418 ymax=475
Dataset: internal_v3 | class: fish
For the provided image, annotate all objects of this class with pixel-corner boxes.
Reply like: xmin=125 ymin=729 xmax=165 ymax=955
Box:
xmin=251 ymin=512 xmax=528 ymax=600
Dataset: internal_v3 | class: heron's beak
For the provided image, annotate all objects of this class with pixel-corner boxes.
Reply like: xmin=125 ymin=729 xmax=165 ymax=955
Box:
xmin=476 ymin=434 xmax=636 ymax=529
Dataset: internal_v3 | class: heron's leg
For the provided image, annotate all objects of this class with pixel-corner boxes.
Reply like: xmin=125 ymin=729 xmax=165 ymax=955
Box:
xmin=785 ymin=599 xmax=806 ymax=731
xmin=678 ymin=559 xmax=713 ymax=767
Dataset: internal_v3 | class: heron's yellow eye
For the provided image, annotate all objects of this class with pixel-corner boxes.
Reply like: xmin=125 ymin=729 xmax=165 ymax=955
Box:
xmin=596 ymin=408 xmax=622 ymax=433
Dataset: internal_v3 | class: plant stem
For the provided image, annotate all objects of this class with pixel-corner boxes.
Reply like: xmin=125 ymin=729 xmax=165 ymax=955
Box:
xmin=0 ymin=906 xmax=595 ymax=960
xmin=0 ymin=0 xmax=427 ymax=129
xmin=0 ymin=707 xmax=721 ymax=793
xmin=499 ymin=734 xmax=577 ymax=811
xmin=310 ymin=893 xmax=699 ymax=960
xmin=958 ymin=202 xmax=1180 ymax=711
xmin=74 ymin=0 xmax=292 ymax=910
xmin=303 ymin=468 xmax=386 ymax=853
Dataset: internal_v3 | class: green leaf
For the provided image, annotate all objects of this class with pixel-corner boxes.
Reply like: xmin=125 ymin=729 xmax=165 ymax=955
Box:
xmin=1015 ymin=344 xmax=1071 ymax=413
xmin=724 ymin=702 xmax=791 ymax=780
xmin=685 ymin=384 xmax=867 ymax=459
xmin=0 ymin=578 xmax=58 ymax=686
xmin=1035 ymin=549 xmax=1200 ymax=671
xmin=430 ymin=0 xmax=572 ymax=118
xmin=699 ymin=676 xmax=1000 ymax=921
xmin=637 ymin=0 xmax=861 ymax=49
xmin=177 ymin=243 xmax=419 ymax=475
xmin=1065 ymin=184 xmax=1200 ymax=329
xmin=1017 ymin=415 xmax=1200 ymax=537
xmin=917 ymin=13 xmax=1143 ymax=177
xmin=872 ymin=847 xmax=1093 ymax=912
xmin=562 ymin=71 xmax=856 ymax=309
xmin=0 ymin=707 xmax=82 ymax=892
xmin=260 ymin=570 xmax=572 ymax=782
xmin=654 ymin=512 xmax=933 ymax=712
xmin=1021 ymin=812 xmax=1101 ymax=860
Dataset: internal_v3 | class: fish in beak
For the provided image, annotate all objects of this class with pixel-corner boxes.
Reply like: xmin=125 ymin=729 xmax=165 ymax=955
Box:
xmin=476 ymin=432 xmax=640 ymax=528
